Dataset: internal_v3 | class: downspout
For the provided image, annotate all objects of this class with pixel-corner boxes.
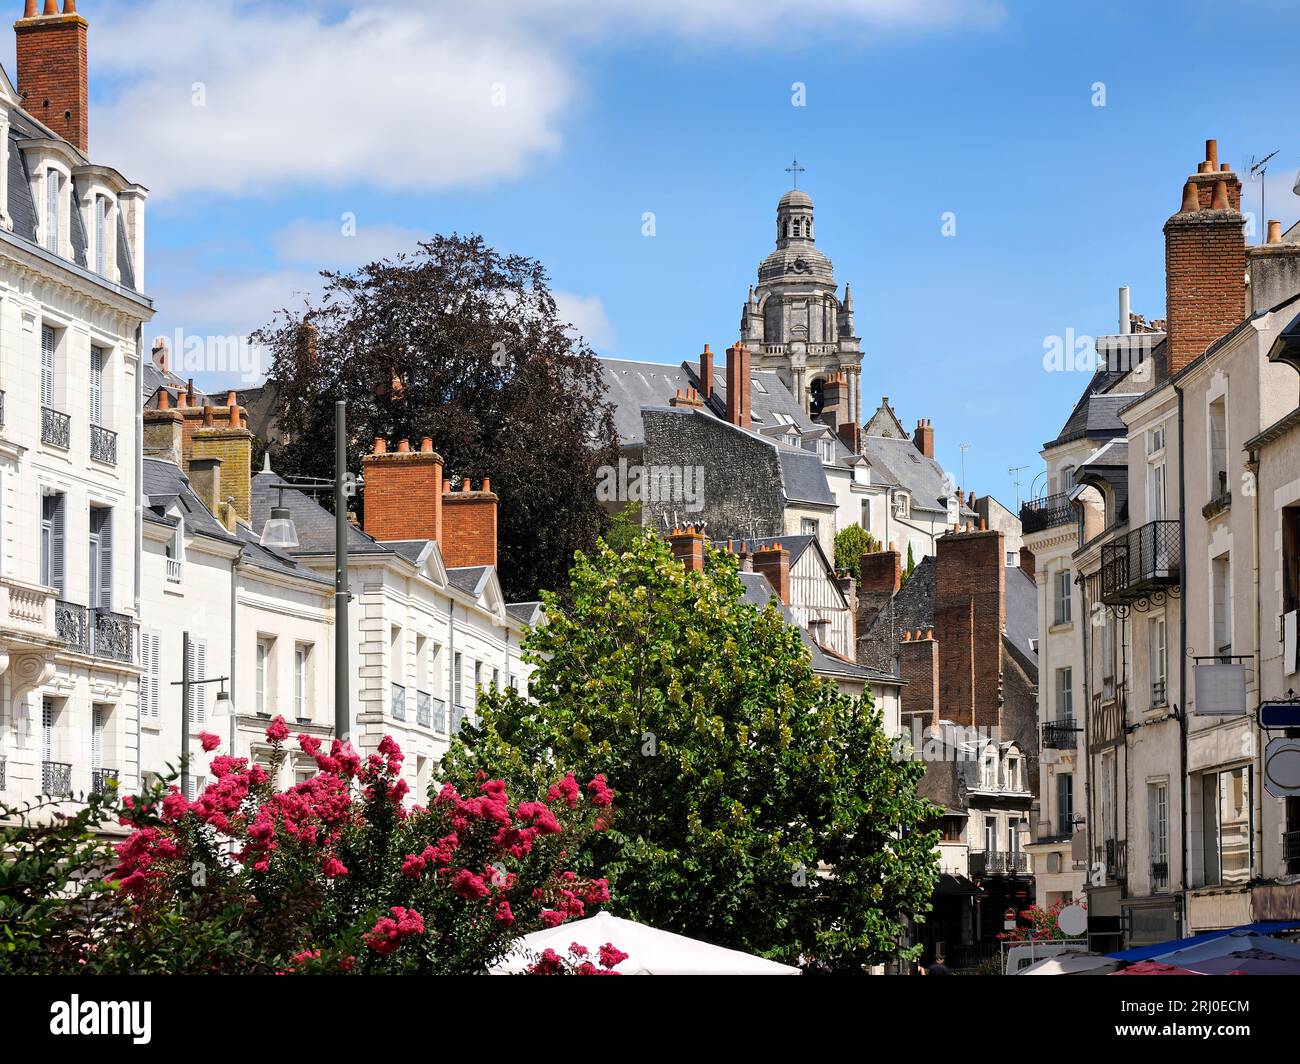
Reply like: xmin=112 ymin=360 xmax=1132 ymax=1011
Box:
xmin=1248 ymin=445 xmax=1263 ymax=882
xmin=229 ymin=553 xmax=239 ymax=754
xmin=134 ymin=324 xmax=144 ymax=790
xmin=1078 ymin=569 xmax=1093 ymax=895
xmin=1175 ymin=382 xmax=1190 ymax=936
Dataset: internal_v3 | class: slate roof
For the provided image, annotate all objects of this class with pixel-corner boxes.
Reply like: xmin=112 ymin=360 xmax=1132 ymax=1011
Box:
xmin=778 ymin=448 xmax=836 ymax=506
xmin=143 ymin=458 xmax=239 ymax=543
xmin=506 ymin=601 xmax=545 ymax=625
xmin=384 ymin=540 xmax=435 ymax=566
xmin=250 ymin=469 xmax=390 ymax=557
xmin=447 ymin=566 xmax=492 ymax=597
xmin=719 ymin=533 xmax=817 ymax=568
xmin=737 ymin=572 xmax=897 ymax=685
xmin=859 ymin=435 xmax=964 ymax=515
xmin=1046 ymin=337 xmax=1164 ymax=450
xmin=1003 ymin=564 xmax=1039 ymax=670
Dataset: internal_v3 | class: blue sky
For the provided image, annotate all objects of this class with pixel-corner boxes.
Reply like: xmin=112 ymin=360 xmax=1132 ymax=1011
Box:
xmin=21 ymin=0 xmax=1300 ymax=504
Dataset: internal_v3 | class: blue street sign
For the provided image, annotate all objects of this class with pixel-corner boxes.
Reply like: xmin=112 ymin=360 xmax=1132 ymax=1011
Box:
xmin=1260 ymin=702 xmax=1300 ymax=729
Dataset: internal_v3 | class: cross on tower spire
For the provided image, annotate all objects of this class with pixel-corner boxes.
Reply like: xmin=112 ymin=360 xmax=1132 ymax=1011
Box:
xmin=785 ymin=157 xmax=806 ymax=189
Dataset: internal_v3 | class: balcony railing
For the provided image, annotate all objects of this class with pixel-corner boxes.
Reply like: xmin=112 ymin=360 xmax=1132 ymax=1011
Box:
xmin=1284 ymin=830 xmax=1300 ymax=874
xmin=42 ymin=760 xmax=72 ymax=796
xmin=166 ymin=557 xmax=183 ymax=583
xmin=1100 ymin=520 xmax=1181 ymax=604
xmin=91 ymin=608 xmax=134 ymax=663
xmin=41 ymin=406 xmax=71 ymax=449
xmin=1151 ymin=679 xmax=1168 ymax=706
xmin=56 ymin=600 xmax=88 ymax=653
xmin=1151 ymin=860 xmax=1170 ymax=891
xmin=90 ymin=424 xmax=117 ymax=465
xmin=1042 ymin=719 xmax=1078 ymax=750
xmin=0 ymin=576 xmax=58 ymax=639
xmin=969 ymin=850 xmax=1030 ymax=877
xmin=1094 ymin=839 xmax=1128 ymax=883
xmin=91 ymin=768 xmax=118 ymax=795
xmin=432 ymin=697 xmax=448 ymax=733
xmin=391 ymin=683 xmax=406 ymax=721
xmin=1020 ymin=492 xmax=1075 ymax=534
xmin=416 ymin=690 xmax=432 ymax=728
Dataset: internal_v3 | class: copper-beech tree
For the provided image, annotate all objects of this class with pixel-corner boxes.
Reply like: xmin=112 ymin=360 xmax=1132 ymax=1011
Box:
xmin=253 ymin=233 xmax=619 ymax=601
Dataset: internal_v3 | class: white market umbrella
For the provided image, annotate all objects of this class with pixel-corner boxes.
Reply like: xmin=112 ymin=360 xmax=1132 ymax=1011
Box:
xmin=1152 ymin=931 xmax=1300 ymax=969
xmin=490 ymin=911 xmax=801 ymax=975
xmin=1017 ymin=951 xmax=1124 ymax=976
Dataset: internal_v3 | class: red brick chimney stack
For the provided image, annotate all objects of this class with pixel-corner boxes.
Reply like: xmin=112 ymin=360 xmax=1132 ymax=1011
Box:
xmin=15 ymin=0 xmax=89 ymax=153
xmin=362 ymin=437 xmax=445 ymax=543
xmin=933 ymin=526 xmax=1005 ymax=731
xmin=753 ymin=542 xmax=790 ymax=604
xmin=724 ymin=342 xmax=751 ymax=428
xmin=668 ymin=527 xmax=707 ymax=573
xmin=441 ymin=476 xmax=499 ymax=569
xmin=913 ymin=418 xmax=935 ymax=459
xmin=699 ymin=344 xmax=714 ymax=401
xmin=1164 ymin=139 xmax=1246 ymax=376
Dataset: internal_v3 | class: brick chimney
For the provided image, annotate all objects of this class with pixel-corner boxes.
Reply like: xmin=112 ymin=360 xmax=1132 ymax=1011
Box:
xmin=837 ymin=420 xmax=862 ymax=453
xmin=913 ymin=418 xmax=934 ymax=459
xmin=821 ymin=372 xmax=847 ymax=431
xmin=188 ymin=456 xmax=223 ymax=519
xmin=441 ymin=477 xmax=499 ymax=569
xmin=1164 ymin=139 xmax=1246 ymax=376
xmin=189 ymin=393 xmax=254 ymax=527
xmin=1019 ymin=545 xmax=1036 ymax=581
xmin=857 ymin=543 xmax=900 ymax=635
xmin=15 ymin=0 xmax=89 ymax=153
xmin=933 ymin=526 xmax=1005 ymax=731
xmin=142 ymin=389 xmax=183 ymax=467
xmin=361 ymin=437 xmax=444 ymax=543
xmin=668 ymin=526 xmax=706 ymax=572
xmin=898 ymin=629 xmax=939 ymax=734
xmin=835 ymin=569 xmax=857 ymax=645
xmin=724 ymin=342 xmax=751 ymax=428
xmin=752 ymin=542 xmax=790 ymax=604
xmin=152 ymin=336 xmax=169 ymax=378
xmin=698 ymin=344 xmax=713 ymax=401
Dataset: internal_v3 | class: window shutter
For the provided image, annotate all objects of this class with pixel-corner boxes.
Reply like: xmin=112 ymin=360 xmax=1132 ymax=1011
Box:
xmin=89 ymin=346 xmax=103 ymax=425
xmin=188 ymin=639 xmax=208 ymax=725
xmin=97 ymin=509 xmax=112 ymax=609
xmin=139 ymin=632 xmax=152 ymax=720
xmin=45 ymin=172 xmax=60 ymax=253
xmin=92 ymin=707 xmax=103 ymax=769
xmin=42 ymin=700 xmax=53 ymax=761
xmin=95 ymin=197 xmax=107 ymax=275
xmin=50 ymin=494 xmax=65 ymax=598
xmin=150 ymin=632 xmax=161 ymax=718
xmin=41 ymin=326 xmax=55 ymax=407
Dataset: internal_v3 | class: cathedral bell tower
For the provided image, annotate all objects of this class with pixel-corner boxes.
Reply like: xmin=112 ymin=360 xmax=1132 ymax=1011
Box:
xmin=740 ymin=169 xmax=863 ymax=437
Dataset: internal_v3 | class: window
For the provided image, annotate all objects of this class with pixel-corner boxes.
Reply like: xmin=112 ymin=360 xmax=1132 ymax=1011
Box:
xmin=801 ymin=517 xmax=819 ymax=537
xmin=40 ymin=493 xmax=65 ymax=596
xmin=1006 ymin=754 xmax=1022 ymax=792
xmin=41 ymin=325 xmax=56 ymax=408
xmin=390 ymin=626 xmax=404 ymax=687
xmin=88 ymin=507 xmax=112 ymax=610
xmin=1208 ymin=396 xmax=1228 ymax=499
xmin=1006 ymin=551 xmax=1016 ymax=567
xmin=1054 ymin=569 xmax=1072 ymax=625
xmin=1148 ymin=615 xmax=1167 ymax=705
xmin=1101 ymin=752 xmax=1116 ymax=846
xmin=1148 ymin=456 xmax=1166 ymax=521
xmin=256 ymin=638 xmax=273 ymax=715
xmin=980 ymin=746 xmax=998 ymax=789
xmin=140 ymin=629 xmax=161 ymax=719
xmin=1149 ymin=782 xmax=1169 ymax=891
xmin=44 ymin=170 xmax=61 ymax=253
xmin=894 ymin=494 xmax=909 ymax=519
xmin=1284 ymin=504 xmax=1300 ymax=614
xmin=165 ymin=518 xmax=183 ymax=582
xmin=1056 ymin=773 xmax=1074 ymax=837
xmin=983 ymin=817 xmax=998 ymax=852
xmin=860 ymin=500 xmax=871 ymax=532
xmin=294 ymin=644 xmax=310 ymax=721
xmin=492 ymin=667 xmax=499 ymax=691
xmin=1147 ymin=426 xmax=1166 ymax=456
xmin=1101 ymin=611 xmax=1116 ymax=700
xmin=819 ymin=439 xmax=835 ymax=463
xmin=474 ymin=660 xmax=483 ymax=707
xmin=1201 ymin=767 xmax=1250 ymax=887
xmin=1055 ymin=667 xmax=1073 ymax=722
xmin=91 ymin=705 xmax=105 ymax=771
xmin=187 ymin=638 xmax=208 ymax=725
xmin=453 ymin=651 xmax=463 ymax=707
xmin=415 ymin=634 xmax=428 ymax=692
xmin=1212 ymin=553 xmax=1232 ymax=660
xmin=89 ymin=346 xmax=105 ymax=427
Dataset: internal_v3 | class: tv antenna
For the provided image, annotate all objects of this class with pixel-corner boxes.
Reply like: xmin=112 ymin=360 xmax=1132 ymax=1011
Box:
xmin=1008 ymin=465 xmax=1029 ymax=508
xmin=1249 ymin=149 xmax=1279 ymax=241
xmin=959 ymin=442 xmax=971 ymax=493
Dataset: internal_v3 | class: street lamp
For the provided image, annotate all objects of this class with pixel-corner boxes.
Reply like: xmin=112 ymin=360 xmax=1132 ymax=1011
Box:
xmin=171 ymin=631 xmax=232 ymax=798
xmin=259 ymin=400 xmax=351 ymax=745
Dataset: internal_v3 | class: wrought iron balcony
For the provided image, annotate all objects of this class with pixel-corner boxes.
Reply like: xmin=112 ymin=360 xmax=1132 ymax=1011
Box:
xmin=1100 ymin=520 xmax=1181 ymax=605
xmin=91 ymin=768 xmax=118 ymax=795
xmin=391 ymin=682 xmax=406 ymax=721
xmin=1094 ymin=839 xmax=1128 ymax=883
xmin=1285 ymin=830 xmax=1300 ymax=874
xmin=1151 ymin=860 xmax=1170 ymax=891
xmin=90 ymin=423 xmax=117 ymax=465
xmin=1020 ymin=491 xmax=1075 ymax=534
xmin=42 ymin=760 xmax=72 ymax=797
xmin=1042 ymin=719 xmax=1078 ymax=750
xmin=56 ymin=600 xmax=88 ymax=654
xmin=42 ymin=406 xmax=71 ymax=449
xmin=91 ymin=608 xmax=134 ymax=662
xmin=969 ymin=850 xmax=1030 ymax=877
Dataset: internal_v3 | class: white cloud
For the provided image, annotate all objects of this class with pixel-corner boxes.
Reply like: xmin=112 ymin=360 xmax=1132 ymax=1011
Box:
xmin=554 ymin=290 xmax=615 ymax=351
xmin=85 ymin=0 xmax=1000 ymax=199
xmin=273 ymin=219 xmax=427 ymax=268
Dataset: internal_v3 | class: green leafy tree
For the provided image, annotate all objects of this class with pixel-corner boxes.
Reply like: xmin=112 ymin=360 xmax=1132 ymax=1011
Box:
xmin=833 ymin=524 xmax=880 ymax=582
xmin=445 ymin=534 xmax=940 ymax=970
xmin=903 ymin=542 xmax=917 ymax=583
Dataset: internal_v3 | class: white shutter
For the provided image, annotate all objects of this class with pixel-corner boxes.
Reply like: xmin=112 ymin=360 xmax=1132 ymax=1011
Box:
xmin=89 ymin=346 xmax=103 ymax=426
xmin=45 ymin=171 xmax=60 ymax=253
xmin=91 ymin=707 xmax=103 ymax=769
xmin=150 ymin=632 xmax=161 ymax=718
xmin=188 ymin=639 xmax=208 ymax=725
xmin=95 ymin=196 xmax=107 ymax=275
xmin=41 ymin=326 xmax=55 ymax=407
xmin=41 ymin=700 xmax=53 ymax=761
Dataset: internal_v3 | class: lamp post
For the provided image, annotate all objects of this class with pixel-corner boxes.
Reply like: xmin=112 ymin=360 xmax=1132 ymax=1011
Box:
xmin=260 ymin=400 xmax=351 ymax=745
xmin=172 ymin=630 xmax=232 ymax=797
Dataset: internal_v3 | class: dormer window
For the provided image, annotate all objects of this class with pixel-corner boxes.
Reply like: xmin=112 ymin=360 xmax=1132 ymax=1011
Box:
xmin=895 ymin=493 xmax=910 ymax=519
xmin=819 ymin=439 xmax=835 ymax=463
xmin=95 ymin=195 xmax=108 ymax=275
xmin=44 ymin=169 xmax=62 ymax=253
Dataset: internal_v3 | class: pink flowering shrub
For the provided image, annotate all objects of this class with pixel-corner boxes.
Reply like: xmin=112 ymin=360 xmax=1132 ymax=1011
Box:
xmin=526 ymin=940 xmax=629 ymax=975
xmin=999 ymin=898 xmax=1087 ymax=943
xmin=103 ymin=717 xmax=615 ymax=974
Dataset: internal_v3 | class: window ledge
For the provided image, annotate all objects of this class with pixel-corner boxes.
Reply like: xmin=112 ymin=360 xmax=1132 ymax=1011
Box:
xmin=1202 ymin=493 xmax=1231 ymax=520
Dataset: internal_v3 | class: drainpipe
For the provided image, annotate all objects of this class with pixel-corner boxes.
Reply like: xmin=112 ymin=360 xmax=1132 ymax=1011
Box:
xmin=1078 ymin=570 xmax=1093 ymax=900
xmin=229 ymin=554 xmax=238 ymax=755
xmin=1175 ymin=382 xmax=1190 ymax=937
xmin=134 ymin=324 xmax=144 ymax=790
xmin=1248 ymin=445 xmax=1263 ymax=883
